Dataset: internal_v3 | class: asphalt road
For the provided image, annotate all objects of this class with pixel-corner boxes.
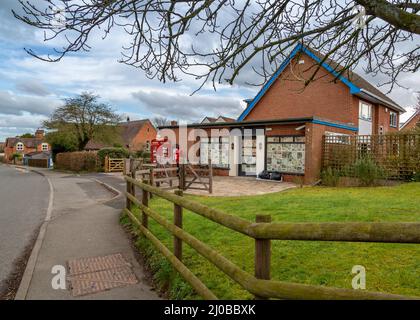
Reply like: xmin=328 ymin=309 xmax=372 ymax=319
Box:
xmin=0 ymin=165 xmax=49 ymax=295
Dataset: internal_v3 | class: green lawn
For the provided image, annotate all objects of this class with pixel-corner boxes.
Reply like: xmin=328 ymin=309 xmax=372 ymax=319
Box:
xmin=123 ymin=183 xmax=420 ymax=299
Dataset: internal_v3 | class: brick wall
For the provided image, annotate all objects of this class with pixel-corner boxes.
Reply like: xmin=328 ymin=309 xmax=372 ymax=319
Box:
xmin=354 ymin=97 xmax=399 ymax=134
xmin=130 ymin=121 xmax=157 ymax=151
xmin=244 ymin=53 xmax=355 ymax=126
xmin=401 ymin=112 xmax=420 ymax=131
xmin=304 ymin=122 xmax=356 ymax=184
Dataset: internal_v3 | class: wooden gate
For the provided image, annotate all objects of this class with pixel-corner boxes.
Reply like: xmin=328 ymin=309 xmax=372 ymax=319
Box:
xmin=179 ymin=163 xmax=213 ymax=194
xmin=105 ymin=156 xmax=125 ymax=172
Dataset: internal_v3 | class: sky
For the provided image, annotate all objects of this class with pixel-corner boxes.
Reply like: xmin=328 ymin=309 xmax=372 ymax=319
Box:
xmin=0 ymin=0 xmax=418 ymax=141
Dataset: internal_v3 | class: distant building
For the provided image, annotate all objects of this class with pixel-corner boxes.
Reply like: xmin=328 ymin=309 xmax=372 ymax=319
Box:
xmin=85 ymin=119 xmax=157 ymax=152
xmin=400 ymin=110 xmax=420 ymax=131
xmin=201 ymin=116 xmax=235 ymax=124
xmin=3 ymin=129 xmax=51 ymax=163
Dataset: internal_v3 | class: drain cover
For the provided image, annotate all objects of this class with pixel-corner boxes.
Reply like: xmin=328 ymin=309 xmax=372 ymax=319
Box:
xmin=67 ymin=253 xmax=138 ymax=297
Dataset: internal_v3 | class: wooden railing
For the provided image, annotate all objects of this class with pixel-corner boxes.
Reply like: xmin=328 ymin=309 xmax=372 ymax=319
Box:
xmin=124 ymin=175 xmax=420 ymax=300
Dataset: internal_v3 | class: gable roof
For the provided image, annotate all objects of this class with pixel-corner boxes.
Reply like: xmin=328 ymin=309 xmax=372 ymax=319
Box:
xmin=216 ymin=116 xmax=235 ymax=123
xmin=119 ymin=119 xmax=152 ymax=145
xmin=5 ymin=137 xmax=45 ymax=148
xmin=238 ymin=43 xmax=405 ymax=121
xmin=201 ymin=117 xmax=217 ymax=124
xmin=400 ymin=110 xmax=420 ymax=130
xmin=201 ymin=116 xmax=235 ymax=124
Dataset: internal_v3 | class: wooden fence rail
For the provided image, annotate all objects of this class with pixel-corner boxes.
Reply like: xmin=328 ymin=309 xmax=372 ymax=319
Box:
xmin=124 ymin=175 xmax=420 ymax=300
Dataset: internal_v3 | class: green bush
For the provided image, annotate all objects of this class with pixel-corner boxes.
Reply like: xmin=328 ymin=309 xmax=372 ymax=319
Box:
xmin=97 ymin=147 xmax=130 ymax=165
xmin=410 ymin=171 xmax=420 ymax=182
xmin=321 ymin=167 xmax=340 ymax=187
xmin=353 ymin=157 xmax=385 ymax=186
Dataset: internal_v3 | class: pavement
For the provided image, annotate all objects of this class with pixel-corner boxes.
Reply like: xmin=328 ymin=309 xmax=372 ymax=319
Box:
xmin=13 ymin=168 xmax=158 ymax=300
xmin=0 ymin=165 xmax=49 ymax=296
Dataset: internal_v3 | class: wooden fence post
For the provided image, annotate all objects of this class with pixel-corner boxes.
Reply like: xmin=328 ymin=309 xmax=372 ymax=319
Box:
xmin=104 ymin=155 xmax=109 ymax=172
xmin=141 ymin=179 xmax=149 ymax=229
xmin=125 ymin=158 xmax=132 ymax=210
xmin=179 ymin=164 xmax=185 ymax=190
xmin=149 ymin=167 xmax=154 ymax=199
xmin=254 ymin=214 xmax=271 ymax=300
xmin=208 ymin=158 xmax=213 ymax=194
xmin=173 ymin=189 xmax=183 ymax=261
xmin=130 ymin=159 xmax=136 ymax=200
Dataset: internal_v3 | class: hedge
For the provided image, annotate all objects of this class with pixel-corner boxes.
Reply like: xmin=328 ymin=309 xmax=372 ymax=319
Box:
xmin=55 ymin=151 xmax=99 ymax=172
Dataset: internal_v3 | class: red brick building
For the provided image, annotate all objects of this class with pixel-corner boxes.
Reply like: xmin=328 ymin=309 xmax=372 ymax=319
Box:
xmin=3 ymin=129 xmax=50 ymax=163
xmin=159 ymin=44 xmax=405 ymax=184
xmin=400 ymin=111 xmax=420 ymax=131
xmin=85 ymin=119 xmax=157 ymax=152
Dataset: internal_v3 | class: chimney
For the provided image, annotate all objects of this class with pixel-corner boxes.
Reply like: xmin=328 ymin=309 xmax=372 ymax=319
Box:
xmin=35 ymin=129 xmax=44 ymax=139
xmin=170 ymin=120 xmax=178 ymax=126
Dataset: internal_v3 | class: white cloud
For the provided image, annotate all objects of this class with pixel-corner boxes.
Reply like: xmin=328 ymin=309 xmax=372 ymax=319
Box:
xmin=0 ymin=90 xmax=61 ymax=116
xmin=132 ymin=89 xmax=244 ymax=121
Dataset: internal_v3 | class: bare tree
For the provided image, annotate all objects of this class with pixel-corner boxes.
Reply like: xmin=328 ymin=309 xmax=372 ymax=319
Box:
xmin=152 ymin=116 xmax=170 ymax=128
xmin=13 ymin=1 xmax=420 ymax=91
xmin=415 ymin=93 xmax=420 ymax=112
xmin=44 ymin=92 xmax=121 ymax=150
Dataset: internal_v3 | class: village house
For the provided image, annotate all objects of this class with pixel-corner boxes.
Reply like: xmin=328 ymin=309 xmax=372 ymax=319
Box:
xmin=3 ymin=129 xmax=51 ymax=164
xmin=201 ymin=116 xmax=236 ymax=124
xmin=85 ymin=118 xmax=157 ymax=152
xmin=159 ymin=44 xmax=405 ymax=184
xmin=400 ymin=110 xmax=420 ymax=131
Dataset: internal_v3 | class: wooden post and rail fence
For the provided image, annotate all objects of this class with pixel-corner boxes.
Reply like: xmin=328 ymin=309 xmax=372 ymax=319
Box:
xmin=123 ymin=172 xmax=420 ymax=300
xmin=128 ymin=159 xmax=213 ymax=194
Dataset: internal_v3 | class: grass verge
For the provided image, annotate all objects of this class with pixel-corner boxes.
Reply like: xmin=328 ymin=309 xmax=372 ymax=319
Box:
xmin=121 ymin=183 xmax=420 ymax=299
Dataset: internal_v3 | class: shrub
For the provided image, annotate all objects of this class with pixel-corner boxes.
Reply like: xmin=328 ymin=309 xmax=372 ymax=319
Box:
xmin=55 ymin=151 xmax=99 ymax=172
xmin=321 ymin=167 xmax=340 ymax=187
xmin=97 ymin=147 xmax=130 ymax=166
xmin=10 ymin=153 xmax=22 ymax=164
xmin=353 ymin=157 xmax=385 ymax=186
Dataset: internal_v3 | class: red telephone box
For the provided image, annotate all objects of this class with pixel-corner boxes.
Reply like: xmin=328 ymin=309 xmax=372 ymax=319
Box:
xmin=151 ymin=137 xmax=171 ymax=164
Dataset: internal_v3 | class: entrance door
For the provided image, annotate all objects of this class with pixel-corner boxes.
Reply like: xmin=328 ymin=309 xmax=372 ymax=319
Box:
xmin=239 ymin=135 xmax=257 ymax=176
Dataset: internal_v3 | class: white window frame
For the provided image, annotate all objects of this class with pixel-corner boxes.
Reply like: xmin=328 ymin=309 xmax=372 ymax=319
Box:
xmin=390 ymin=111 xmax=398 ymax=128
xmin=16 ymin=142 xmax=24 ymax=151
xmin=359 ymin=101 xmax=372 ymax=122
xmin=41 ymin=143 xmax=48 ymax=151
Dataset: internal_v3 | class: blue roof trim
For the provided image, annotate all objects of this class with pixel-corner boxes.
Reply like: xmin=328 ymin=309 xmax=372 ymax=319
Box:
xmin=312 ymin=119 xmax=358 ymax=132
xmin=237 ymin=43 xmax=362 ymax=121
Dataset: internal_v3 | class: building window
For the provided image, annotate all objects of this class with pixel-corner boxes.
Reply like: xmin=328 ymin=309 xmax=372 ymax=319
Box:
xmin=390 ymin=111 xmax=397 ymax=128
xmin=359 ymin=102 xmax=372 ymax=121
xmin=145 ymin=140 xmax=150 ymax=151
xmin=16 ymin=142 xmax=24 ymax=151
xmin=200 ymin=136 xmax=229 ymax=168
xmin=41 ymin=143 xmax=48 ymax=151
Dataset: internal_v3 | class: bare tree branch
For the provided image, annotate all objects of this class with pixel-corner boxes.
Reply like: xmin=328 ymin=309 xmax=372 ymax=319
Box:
xmin=12 ymin=0 xmax=420 ymax=92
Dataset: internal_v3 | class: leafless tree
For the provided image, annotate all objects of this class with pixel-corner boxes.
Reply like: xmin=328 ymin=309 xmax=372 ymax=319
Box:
xmin=415 ymin=93 xmax=420 ymax=112
xmin=13 ymin=1 xmax=420 ymax=92
xmin=152 ymin=116 xmax=170 ymax=128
